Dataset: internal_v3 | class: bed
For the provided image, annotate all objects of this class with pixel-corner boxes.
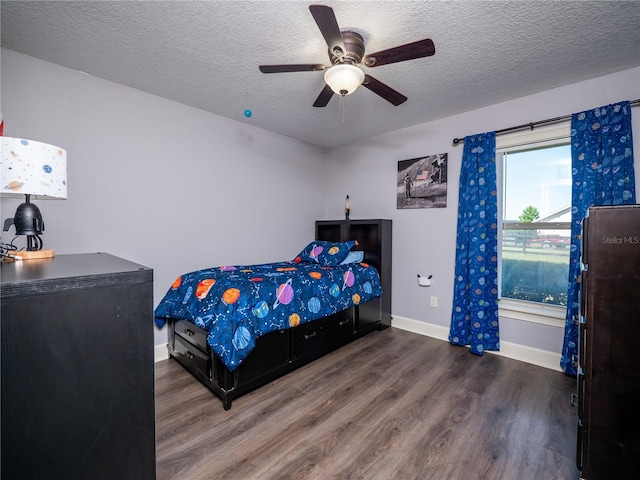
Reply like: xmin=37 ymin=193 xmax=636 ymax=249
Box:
xmin=155 ymin=219 xmax=392 ymax=409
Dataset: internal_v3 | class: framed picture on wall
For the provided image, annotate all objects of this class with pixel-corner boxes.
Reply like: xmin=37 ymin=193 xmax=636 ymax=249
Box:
xmin=397 ymin=153 xmax=448 ymax=209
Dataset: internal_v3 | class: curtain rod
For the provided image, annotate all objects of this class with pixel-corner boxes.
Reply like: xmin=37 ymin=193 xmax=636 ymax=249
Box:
xmin=452 ymin=98 xmax=640 ymax=145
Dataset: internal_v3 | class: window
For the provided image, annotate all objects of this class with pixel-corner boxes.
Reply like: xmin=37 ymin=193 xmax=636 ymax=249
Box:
xmin=497 ymin=123 xmax=571 ymax=326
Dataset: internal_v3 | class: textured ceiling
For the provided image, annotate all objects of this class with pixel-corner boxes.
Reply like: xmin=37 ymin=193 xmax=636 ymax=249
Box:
xmin=2 ymin=1 xmax=640 ymax=149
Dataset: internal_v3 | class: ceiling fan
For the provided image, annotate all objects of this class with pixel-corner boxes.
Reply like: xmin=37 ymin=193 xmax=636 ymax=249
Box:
xmin=259 ymin=4 xmax=436 ymax=107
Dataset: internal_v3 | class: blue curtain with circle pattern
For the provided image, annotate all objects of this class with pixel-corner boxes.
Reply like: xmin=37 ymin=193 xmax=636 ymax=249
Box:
xmin=560 ymin=101 xmax=636 ymax=375
xmin=449 ymin=132 xmax=500 ymax=355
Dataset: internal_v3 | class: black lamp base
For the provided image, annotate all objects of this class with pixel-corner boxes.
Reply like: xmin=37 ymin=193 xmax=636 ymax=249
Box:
xmin=2 ymin=194 xmax=46 ymax=251
xmin=24 ymin=235 xmax=44 ymax=251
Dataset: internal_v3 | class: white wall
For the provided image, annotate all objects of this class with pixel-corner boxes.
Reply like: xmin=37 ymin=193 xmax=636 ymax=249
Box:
xmin=3 ymin=47 xmax=639 ymax=363
xmin=1 ymin=49 xmax=328 ymax=346
xmin=323 ymin=66 xmax=640 ymax=360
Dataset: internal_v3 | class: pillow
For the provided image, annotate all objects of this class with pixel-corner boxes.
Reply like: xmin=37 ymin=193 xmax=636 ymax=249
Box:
xmin=340 ymin=250 xmax=364 ymax=265
xmin=294 ymin=240 xmax=357 ymax=266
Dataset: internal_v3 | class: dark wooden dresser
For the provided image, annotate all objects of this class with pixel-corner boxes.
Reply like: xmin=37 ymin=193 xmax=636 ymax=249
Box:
xmin=1 ymin=253 xmax=156 ymax=479
xmin=576 ymin=206 xmax=640 ymax=479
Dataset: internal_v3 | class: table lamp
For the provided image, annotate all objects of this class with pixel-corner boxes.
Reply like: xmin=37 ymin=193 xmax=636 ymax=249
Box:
xmin=1 ymin=137 xmax=67 ymax=258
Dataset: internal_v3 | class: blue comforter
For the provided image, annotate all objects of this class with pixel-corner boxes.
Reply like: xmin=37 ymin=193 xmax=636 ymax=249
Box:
xmin=155 ymin=260 xmax=382 ymax=370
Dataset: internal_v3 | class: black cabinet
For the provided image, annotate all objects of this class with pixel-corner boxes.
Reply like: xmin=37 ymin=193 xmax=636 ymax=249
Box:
xmin=316 ymin=219 xmax=392 ymax=329
xmin=1 ymin=253 xmax=156 ymax=480
xmin=577 ymin=206 xmax=640 ymax=479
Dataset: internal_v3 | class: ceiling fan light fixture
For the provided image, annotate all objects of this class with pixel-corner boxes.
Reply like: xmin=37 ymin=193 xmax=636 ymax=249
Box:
xmin=324 ymin=64 xmax=364 ymax=96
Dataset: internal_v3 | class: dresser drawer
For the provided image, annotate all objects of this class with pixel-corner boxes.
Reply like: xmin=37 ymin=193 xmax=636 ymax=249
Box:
xmin=173 ymin=334 xmax=210 ymax=380
xmin=174 ymin=319 xmax=208 ymax=350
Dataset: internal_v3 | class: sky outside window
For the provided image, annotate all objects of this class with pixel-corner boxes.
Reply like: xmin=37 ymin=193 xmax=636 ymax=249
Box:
xmin=503 ymin=144 xmax=572 ymax=221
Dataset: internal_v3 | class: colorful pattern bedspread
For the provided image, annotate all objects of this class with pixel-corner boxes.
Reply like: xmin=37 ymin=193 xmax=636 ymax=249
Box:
xmin=154 ymin=260 xmax=382 ymax=370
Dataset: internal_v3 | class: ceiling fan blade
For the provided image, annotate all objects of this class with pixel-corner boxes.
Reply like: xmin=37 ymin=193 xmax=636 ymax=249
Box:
xmin=259 ymin=64 xmax=326 ymax=73
xmin=363 ymin=38 xmax=435 ymax=67
xmin=309 ymin=5 xmax=346 ymax=58
xmin=313 ymin=84 xmax=334 ymax=107
xmin=362 ymin=74 xmax=407 ymax=106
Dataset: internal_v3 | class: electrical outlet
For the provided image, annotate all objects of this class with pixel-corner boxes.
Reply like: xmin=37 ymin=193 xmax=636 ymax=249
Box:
xmin=430 ymin=296 xmax=438 ymax=308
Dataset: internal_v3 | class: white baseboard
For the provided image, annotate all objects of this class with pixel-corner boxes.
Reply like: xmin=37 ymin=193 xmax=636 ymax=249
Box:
xmin=155 ymin=343 xmax=169 ymax=363
xmin=153 ymin=316 xmax=562 ymax=372
xmin=392 ymin=315 xmax=562 ymax=372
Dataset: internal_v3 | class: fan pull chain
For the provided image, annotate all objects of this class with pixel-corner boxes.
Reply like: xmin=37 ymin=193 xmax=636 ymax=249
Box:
xmin=340 ymin=95 xmax=345 ymax=123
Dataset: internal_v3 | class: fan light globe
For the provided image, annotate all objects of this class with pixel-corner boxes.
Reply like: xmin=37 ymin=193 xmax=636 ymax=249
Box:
xmin=324 ymin=64 xmax=365 ymax=96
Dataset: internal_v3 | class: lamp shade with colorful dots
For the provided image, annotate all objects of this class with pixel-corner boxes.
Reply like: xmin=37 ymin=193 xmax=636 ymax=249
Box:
xmin=1 ymin=137 xmax=67 ymax=200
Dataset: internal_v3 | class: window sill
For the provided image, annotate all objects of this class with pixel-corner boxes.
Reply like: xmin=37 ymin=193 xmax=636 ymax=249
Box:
xmin=499 ymin=298 xmax=566 ymax=328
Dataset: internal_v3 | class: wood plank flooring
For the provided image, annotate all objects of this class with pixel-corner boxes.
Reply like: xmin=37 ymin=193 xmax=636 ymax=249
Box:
xmin=155 ymin=328 xmax=579 ymax=480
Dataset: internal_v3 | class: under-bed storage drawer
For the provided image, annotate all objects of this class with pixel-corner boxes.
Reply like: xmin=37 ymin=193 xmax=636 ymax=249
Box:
xmin=173 ymin=334 xmax=210 ymax=380
xmin=293 ymin=308 xmax=354 ymax=357
xmin=235 ymin=329 xmax=291 ymax=386
xmin=324 ymin=308 xmax=355 ymax=341
xmin=174 ymin=319 xmax=208 ymax=350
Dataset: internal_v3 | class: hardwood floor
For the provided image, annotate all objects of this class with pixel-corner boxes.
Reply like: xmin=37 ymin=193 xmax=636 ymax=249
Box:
xmin=155 ymin=328 xmax=579 ymax=480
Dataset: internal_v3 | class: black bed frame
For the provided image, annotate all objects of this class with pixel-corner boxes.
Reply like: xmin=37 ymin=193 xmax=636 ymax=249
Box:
xmin=166 ymin=219 xmax=392 ymax=410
